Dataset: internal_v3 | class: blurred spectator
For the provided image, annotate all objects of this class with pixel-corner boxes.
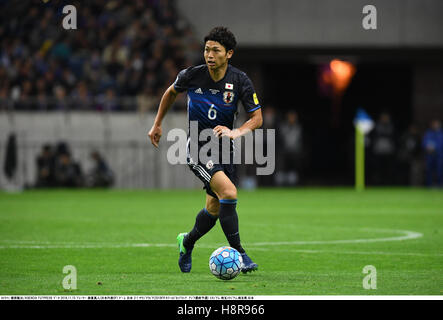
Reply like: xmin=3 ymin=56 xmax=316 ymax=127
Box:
xmin=51 ymin=142 xmax=83 ymax=187
xmin=369 ymin=112 xmax=396 ymax=185
xmin=85 ymin=151 xmax=114 ymax=188
xmin=70 ymin=81 xmax=94 ymax=110
xmin=54 ymin=151 xmax=84 ymax=188
xmin=96 ymin=88 xmax=120 ymax=111
xmin=3 ymin=133 xmax=17 ymax=184
xmin=15 ymin=80 xmax=33 ymax=110
xmin=422 ymin=120 xmax=443 ymax=187
xmin=53 ymin=85 xmax=69 ymax=110
xmin=0 ymin=85 xmax=11 ymax=110
xmin=137 ymin=86 xmax=158 ymax=114
xmin=35 ymin=144 xmax=56 ymax=188
xmin=275 ymin=110 xmax=304 ymax=186
xmin=397 ymin=124 xmax=423 ymax=186
xmin=55 ymin=141 xmax=70 ymax=157
xmin=262 ymin=105 xmax=277 ymax=130
xmin=0 ymin=0 xmax=200 ymax=111
xmin=258 ymin=105 xmax=277 ymax=187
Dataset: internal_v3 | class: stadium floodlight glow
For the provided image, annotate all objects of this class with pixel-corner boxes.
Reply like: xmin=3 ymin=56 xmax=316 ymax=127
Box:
xmin=329 ymin=59 xmax=356 ymax=93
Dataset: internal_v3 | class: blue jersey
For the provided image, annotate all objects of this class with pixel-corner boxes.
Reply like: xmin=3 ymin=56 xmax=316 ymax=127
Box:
xmin=173 ymin=64 xmax=261 ymax=139
xmin=422 ymin=129 xmax=443 ymax=157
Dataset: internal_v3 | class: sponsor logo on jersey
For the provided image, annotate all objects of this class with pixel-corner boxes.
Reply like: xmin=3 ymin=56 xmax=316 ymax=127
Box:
xmin=209 ymin=89 xmax=219 ymax=95
xmin=223 ymin=91 xmax=235 ymax=104
xmin=225 ymin=83 xmax=233 ymax=90
xmin=194 ymin=88 xmax=203 ymax=94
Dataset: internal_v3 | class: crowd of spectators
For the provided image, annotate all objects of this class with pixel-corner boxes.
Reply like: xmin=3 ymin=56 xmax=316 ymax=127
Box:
xmin=0 ymin=0 xmax=201 ymax=112
xmin=1 ymin=1 xmax=441 ymax=187
xmin=366 ymin=113 xmax=443 ymax=187
xmin=258 ymin=107 xmax=443 ymax=188
xmin=35 ymin=141 xmax=114 ymax=188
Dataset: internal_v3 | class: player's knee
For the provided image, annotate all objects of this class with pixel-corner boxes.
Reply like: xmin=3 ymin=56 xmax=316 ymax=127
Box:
xmin=219 ymin=187 xmax=237 ymax=200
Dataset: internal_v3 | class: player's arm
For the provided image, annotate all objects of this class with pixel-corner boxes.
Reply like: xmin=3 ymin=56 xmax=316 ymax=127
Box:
xmin=148 ymin=85 xmax=179 ymax=148
xmin=214 ymin=108 xmax=263 ymax=140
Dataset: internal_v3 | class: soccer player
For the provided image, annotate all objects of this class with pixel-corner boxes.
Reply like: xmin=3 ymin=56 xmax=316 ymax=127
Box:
xmin=148 ymin=26 xmax=262 ymax=273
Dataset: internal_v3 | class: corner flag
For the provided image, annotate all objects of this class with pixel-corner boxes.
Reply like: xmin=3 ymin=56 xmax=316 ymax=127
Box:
xmin=353 ymin=109 xmax=374 ymax=191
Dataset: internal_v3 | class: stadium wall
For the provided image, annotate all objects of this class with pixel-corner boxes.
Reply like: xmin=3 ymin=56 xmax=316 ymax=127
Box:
xmin=0 ymin=112 xmax=203 ymax=190
xmin=177 ymin=0 xmax=443 ymax=47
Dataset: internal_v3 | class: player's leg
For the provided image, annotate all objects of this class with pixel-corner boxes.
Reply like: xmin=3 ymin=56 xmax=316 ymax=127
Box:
xmin=182 ymin=194 xmax=219 ymax=250
xmin=178 ymin=159 xmax=221 ymax=272
xmin=178 ymin=195 xmax=219 ymax=273
xmin=205 ymin=194 xmax=220 ymax=217
xmin=177 ymin=158 xmax=213 ymax=272
xmin=209 ymin=171 xmax=242 ymax=248
xmin=210 ymin=171 xmax=258 ymax=273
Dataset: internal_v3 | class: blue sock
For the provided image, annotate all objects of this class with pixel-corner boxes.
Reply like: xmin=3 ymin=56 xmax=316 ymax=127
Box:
xmin=184 ymin=208 xmax=217 ymax=250
xmin=218 ymin=199 xmax=245 ymax=254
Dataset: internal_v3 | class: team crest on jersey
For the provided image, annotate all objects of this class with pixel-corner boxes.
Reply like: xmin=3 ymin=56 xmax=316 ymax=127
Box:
xmin=223 ymin=91 xmax=235 ymax=104
xmin=206 ymin=160 xmax=214 ymax=170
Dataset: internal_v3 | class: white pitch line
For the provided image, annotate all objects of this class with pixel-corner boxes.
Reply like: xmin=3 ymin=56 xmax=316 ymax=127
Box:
xmin=249 ymin=229 xmax=423 ymax=246
xmin=0 ymin=228 xmax=424 ymax=251
xmin=249 ymin=248 xmax=443 ymax=257
xmin=0 ymin=243 xmax=178 ymax=249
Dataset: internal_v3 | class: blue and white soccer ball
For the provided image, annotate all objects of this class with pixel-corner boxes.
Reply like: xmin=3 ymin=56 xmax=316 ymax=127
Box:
xmin=209 ymin=246 xmax=243 ymax=280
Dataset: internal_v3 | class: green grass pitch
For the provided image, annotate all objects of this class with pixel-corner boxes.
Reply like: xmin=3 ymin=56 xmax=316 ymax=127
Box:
xmin=0 ymin=188 xmax=442 ymax=295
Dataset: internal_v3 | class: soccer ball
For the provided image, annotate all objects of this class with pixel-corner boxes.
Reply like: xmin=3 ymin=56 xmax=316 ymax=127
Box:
xmin=209 ymin=246 xmax=243 ymax=280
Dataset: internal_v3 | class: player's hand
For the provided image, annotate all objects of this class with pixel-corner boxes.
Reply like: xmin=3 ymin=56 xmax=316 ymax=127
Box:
xmin=148 ymin=125 xmax=162 ymax=148
xmin=213 ymin=126 xmax=240 ymax=140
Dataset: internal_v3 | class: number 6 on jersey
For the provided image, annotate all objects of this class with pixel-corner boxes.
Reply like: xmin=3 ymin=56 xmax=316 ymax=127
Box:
xmin=208 ymin=104 xmax=217 ymax=120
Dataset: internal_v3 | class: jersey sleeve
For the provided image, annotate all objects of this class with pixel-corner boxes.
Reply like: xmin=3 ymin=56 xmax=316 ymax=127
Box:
xmin=239 ymin=73 xmax=261 ymax=113
xmin=173 ymin=67 xmax=191 ymax=93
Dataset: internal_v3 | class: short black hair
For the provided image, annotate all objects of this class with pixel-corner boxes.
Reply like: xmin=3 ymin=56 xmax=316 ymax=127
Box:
xmin=204 ymin=26 xmax=237 ymax=52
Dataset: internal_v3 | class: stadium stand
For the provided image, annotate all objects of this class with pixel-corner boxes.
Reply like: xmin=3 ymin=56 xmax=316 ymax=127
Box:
xmin=0 ymin=0 xmax=201 ymax=112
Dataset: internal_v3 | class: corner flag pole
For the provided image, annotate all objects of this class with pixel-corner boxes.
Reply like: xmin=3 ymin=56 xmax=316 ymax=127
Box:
xmin=355 ymin=126 xmax=365 ymax=191
xmin=353 ymin=108 xmax=374 ymax=192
